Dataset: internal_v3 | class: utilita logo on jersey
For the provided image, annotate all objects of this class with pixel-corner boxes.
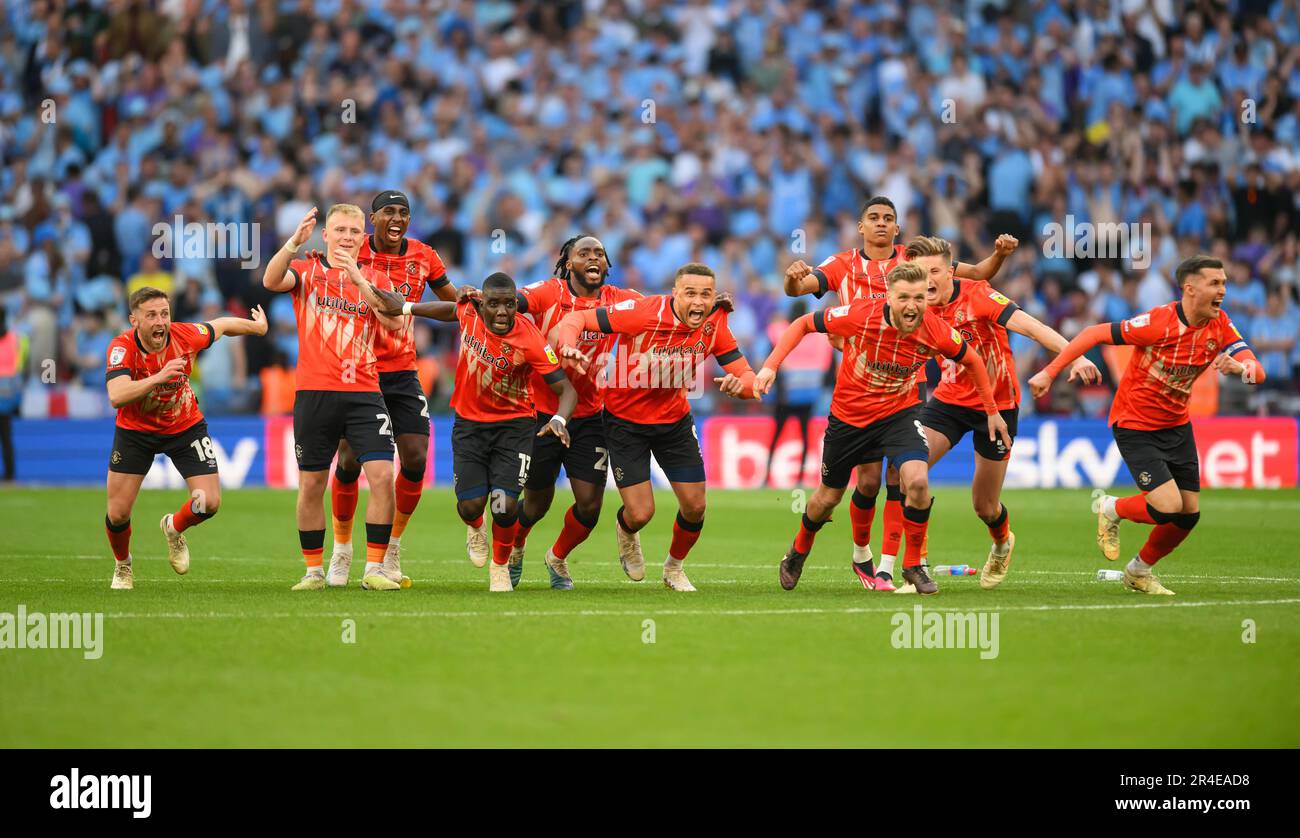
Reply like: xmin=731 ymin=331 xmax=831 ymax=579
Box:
xmin=461 ymin=331 xmax=514 ymax=371
xmin=597 ymin=345 xmax=710 ymax=397
xmin=315 ymin=293 xmax=369 ymax=317
xmin=50 ymin=769 xmax=151 ymax=818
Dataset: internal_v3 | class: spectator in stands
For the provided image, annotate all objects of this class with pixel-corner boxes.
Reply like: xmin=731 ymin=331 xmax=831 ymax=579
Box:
xmin=1 ymin=0 xmax=1295 ymax=425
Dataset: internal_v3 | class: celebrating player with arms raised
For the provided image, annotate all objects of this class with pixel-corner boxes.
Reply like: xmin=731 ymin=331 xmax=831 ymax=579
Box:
xmin=556 ymin=263 xmax=760 ymax=592
xmin=1029 ymin=255 xmax=1265 ymax=595
xmin=756 ymin=261 xmax=1010 ymax=596
xmin=104 ymin=287 xmax=268 ymax=589
xmin=869 ymin=237 xmax=1100 ymax=590
xmin=506 ymin=235 xmax=640 ymax=589
xmin=325 ymin=190 xmax=457 ymax=590
xmin=782 ymin=195 xmax=1019 ymax=588
xmin=263 ymin=205 xmax=405 ymax=592
xmin=366 ymin=271 xmax=578 ymax=592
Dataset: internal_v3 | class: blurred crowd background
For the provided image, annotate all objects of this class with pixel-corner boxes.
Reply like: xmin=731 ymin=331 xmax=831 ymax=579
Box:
xmin=1 ymin=0 xmax=1298 ymax=432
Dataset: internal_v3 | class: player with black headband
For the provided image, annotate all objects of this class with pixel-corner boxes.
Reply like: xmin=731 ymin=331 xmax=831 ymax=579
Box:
xmin=324 ymin=190 xmax=458 ymax=589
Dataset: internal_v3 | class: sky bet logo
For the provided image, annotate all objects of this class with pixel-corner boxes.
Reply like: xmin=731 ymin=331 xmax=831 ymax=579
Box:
xmin=50 ymin=769 xmax=151 ymax=818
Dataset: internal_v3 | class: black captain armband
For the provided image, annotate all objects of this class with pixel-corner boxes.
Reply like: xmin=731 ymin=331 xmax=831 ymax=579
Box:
xmin=595 ymin=308 xmax=613 ymax=333
xmin=812 ymin=310 xmax=828 ymax=333
xmin=429 ymin=274 xmax=450 ymax=289
xmin=811 ymin=268 xmax=830 ymax=299
xmin=1109 ymin=322 xmax=1124 ymax=345
xmin=715 ymin=348 xmax=743 ymax=366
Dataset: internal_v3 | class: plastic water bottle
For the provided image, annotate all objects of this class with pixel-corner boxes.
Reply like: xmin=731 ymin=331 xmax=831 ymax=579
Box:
xmin=1096 ymin=569 xmax=1124 ymax=581
xmin=931 ymin=565 xmax=976 ymax=576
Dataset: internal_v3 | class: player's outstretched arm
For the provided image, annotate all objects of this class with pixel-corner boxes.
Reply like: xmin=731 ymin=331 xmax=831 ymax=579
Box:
xmin=210 ymin=305 xmax=270 ymax=341
xmin=404 ymin=300 xmax=458 ymax=321
xmin=754 ymin=313 xmax=816 ymax=396
xmin=1027 ymin=323 xmax=1114 ymax=397
xmin=556 ymin=309 xmax=607 ymax=374
xmin=106 ymin=357 xmax=187 ymax=409
xmin=953 ymin=346 xmax=1013 ymax=450
xmin=1006 ymin=308 xmax=1101 ymax=385
xmin=955 ymin=234 xmax=1018 ymax=281
xmin=264 ymin=208 xmax=317 ymax=292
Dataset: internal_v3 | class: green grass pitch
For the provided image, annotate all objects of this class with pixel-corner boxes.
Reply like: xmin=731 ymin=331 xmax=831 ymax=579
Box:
xmin=1 ymin=486 xmax=1297 ymax=747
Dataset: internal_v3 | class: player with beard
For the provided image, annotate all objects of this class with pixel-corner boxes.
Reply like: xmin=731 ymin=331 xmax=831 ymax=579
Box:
xmin=556 ymin=263 xmax=760 ymax=592
xmin=1029 ymin=255 xmax=1265 ymax=595
xmin=504 ymin=235 xmax=641 ymax=589
xmin=871 ymin=236 xmax=1100 ymax=590
xmin=756 ymin=261 xmax=1011 ymax=595
xmin=324 ymin=191 xmax=458 ymax=590
xmin=365 ymin=272 xmax=578 ymax=592
xmin=781 ymin=196 xmax=1019 ymax=591
xmin=103 ymin=288 xmax=268 ymax=589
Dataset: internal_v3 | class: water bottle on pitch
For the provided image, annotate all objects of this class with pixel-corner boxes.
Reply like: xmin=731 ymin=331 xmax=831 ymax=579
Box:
xmin=931 ymin=565 xmax=976 ymax=576
xmin=1096 ymin=569 xmax=1124 ymax=581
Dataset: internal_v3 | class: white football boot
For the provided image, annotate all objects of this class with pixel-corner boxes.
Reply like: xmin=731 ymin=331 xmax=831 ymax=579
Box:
xmin=466 ymin=521 xmax=490 ymax=568
xmin=110 ymin=561 xmax=134 ymax=590
xmin=616 ymin=520 xmax=645 ymax=581
xmin=160 ymin=514 xmax=190 ymax=575
xmin=326 ymin=544 xmax=353 ymax=587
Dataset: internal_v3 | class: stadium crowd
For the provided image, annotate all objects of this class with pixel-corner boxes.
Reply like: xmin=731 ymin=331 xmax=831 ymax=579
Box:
xmin=1 ymin=0 xmax=1298 ymax=429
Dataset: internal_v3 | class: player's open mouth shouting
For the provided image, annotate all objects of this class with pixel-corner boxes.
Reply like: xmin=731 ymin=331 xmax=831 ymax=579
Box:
xmin=374 ymin=200 xmax=409 ymax=247
xmin=896 ymin=299 xmax=923 ymax=332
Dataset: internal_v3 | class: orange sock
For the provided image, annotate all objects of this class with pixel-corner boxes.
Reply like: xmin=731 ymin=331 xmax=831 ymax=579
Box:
xmin=668 ymin=512 xmax=703 ymax=561
xmin=491 ymin=520 xmax=517 ymax=565
xmin=901 ymin=501 xmax=933 ymax=568
xmin=552 ymin=505 xmax=596 ymax=560
xmin=1138 ymin=523 xmax=1189 ymax=564
xmin=332 ymin=469 xmax=360 ymax=544
xmin=1115 ymin=494 xmax=1156 ymax=525
xmin=105 ymin=516 xmax=131 ymax=562
xmin=299 ymin=529 xmax=325 ymax=568
xmin=985 ymin=504 xmax=1010 ymax=543
xmin=392 ymin=469 xmax=424 ymax=539
xmin=365 ymin=522 xmax=392 ymax=565
xmin=514 ymin=507 xmax=537 ymax=548
xmin=881 ymin=484 xmax=904 ymax=556
xmin=849 ymin=489 xmax=876 ymax=547
xmin=172 ymin=497 xmax=213 ymax=533
xmin=793 ymin=513 xmax=824 ymax=554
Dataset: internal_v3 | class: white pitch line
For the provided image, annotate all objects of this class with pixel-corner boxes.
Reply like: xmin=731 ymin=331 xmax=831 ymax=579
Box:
xmin=94 ymin=597 xmax=1300 ymax=620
